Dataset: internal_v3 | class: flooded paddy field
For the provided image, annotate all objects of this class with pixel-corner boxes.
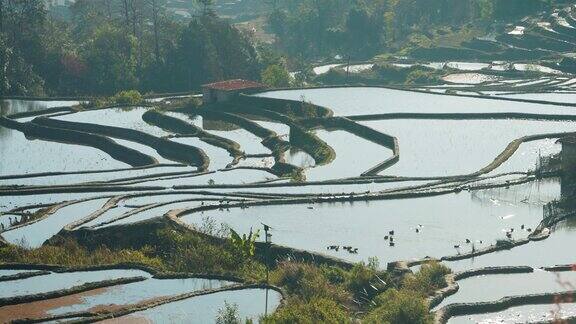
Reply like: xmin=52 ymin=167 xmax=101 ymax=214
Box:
xmin=445 ymin=218 xmax=576 ymax=272
xmin=448 ymin=303 xmax=576 ymax=324
xmin=2 ymin=86 xmax=576 ymax=322
xmin=0 ymin=266 xmax=245 ymax=323
xmin=102 ymin=288 xmax=282 ymax=324
xmin=182 ymin=179 xmax=555 ymax=265
xmin=257 ymin=87 xmax=576 ymax=117
xmin=435 ymin=270 xmax=576 ymax=309
xmin=0 ymin=268 xmax=151 ymax=299
xmin=361 ymin=119 xmax=570 ymax=177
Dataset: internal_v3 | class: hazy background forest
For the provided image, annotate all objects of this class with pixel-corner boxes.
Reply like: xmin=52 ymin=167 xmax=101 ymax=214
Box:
xmin=0 ymin=0 xmax=564 ymax=96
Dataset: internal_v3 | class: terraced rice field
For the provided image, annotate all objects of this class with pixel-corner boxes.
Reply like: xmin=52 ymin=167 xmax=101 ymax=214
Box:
xmin=2 ymin=80 xmax=576 ymax=322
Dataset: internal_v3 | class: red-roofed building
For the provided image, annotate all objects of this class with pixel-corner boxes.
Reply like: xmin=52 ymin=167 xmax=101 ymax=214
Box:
xmin=202 ymin=79 xmax=265 ymax=104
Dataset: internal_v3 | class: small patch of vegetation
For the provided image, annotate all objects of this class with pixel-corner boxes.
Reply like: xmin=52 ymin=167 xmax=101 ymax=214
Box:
xmin=363 ymin=288 xmax=432 ymax=324
xmin=0 ymin=238 xmax=164 ymax=269
xmin=402 ymin=262 xmax=451 ymax=296
xmin=216 ymin=301 xmax=253 ymax=324
xmin=289 ymin=125 xmax=335 ymax=166
xmin=316 ymin=63 xmax=441 ymax=86
xmin=261 ymin=64 xmax=292 ymax=88
xmin=267 ymin=258 xmax=393 ymax=322
xmin=496 ymin=239 xmax=514 ymax=248
xmin=262 ymin=297 xmax=350 ymax=323
xmin=405 ymin=69 xmax=439 ymax=84
xmin=113 ymin=90 xmax=143 ymax=105
xmin=154 ymin=229 xmax=266 ymax=281
xmin=270 ymin=261 xmax=351 ymax=304
xmin=79 ymin=89 xmax=144 ymax=109
xmin=361 ymin=263 xmax=449 ymax=324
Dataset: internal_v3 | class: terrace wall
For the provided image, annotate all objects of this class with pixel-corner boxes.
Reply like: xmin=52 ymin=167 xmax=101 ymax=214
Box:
xmin=33 ymin=117 xmax=209 ymax=170
xmin=0 ymin=117 xmax=157 ymax=167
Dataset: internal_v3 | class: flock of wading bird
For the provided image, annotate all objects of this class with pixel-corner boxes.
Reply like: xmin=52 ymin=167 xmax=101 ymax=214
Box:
xmin=324 ymin=222 xmax=543 ymax=256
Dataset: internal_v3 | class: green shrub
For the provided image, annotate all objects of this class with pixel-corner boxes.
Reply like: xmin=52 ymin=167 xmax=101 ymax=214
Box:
xmin=496 ymin=239 xmax=514 ymax=248
xmin=364 ymin=288 xmax=432 ymax=324
xmin=261 ymin=64 xmax=292 ymax=88
xmin=216 ymin=301 xmax=242 ymax=324
xmin=113 ymin=90 xmax=143 ymax=105
xmin=345 ymin=258 xmax=388 ymax=301
xmin=270 ymin=261 xmax=350 ymax=303
xmin=402 ymin=262 xmax=451 ymax=296
xmin=262 ymin=297 xmax=350 ymax=324
xmin=406 ymin=69 xmax=438 ymax=84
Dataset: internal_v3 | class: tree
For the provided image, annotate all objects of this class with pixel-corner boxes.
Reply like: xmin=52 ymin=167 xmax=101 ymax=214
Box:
xmin=0 ymin=35 xmax=44 ymax=96
xmin=82 ymin=24 xmax=139 ymax=94
xmin=196 ymin=0 xmax=213 ymax=15
xmin=261 ymin=64 xmax=291 ymax=88
xmin=160 ymin=16 xmax=261 ymax=92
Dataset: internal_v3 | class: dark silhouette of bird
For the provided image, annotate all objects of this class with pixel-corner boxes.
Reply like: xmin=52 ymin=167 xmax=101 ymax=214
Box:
xmin=389 ymin=230 xmax=394 ymax=235
xmin=389 ymin=242 xmax=395 ymax=247
xmin=454 ymin=244 xmax=460 ymax=249
xmin=415 ymin=228 xmax=420 ymax=233
xmin=384 ymin=235 xmax=389 ymax=240
xmin=521 ymin=224 xmax=525 ymax=230
xmin=307 ymin=206 xmax=314 ymax=210
xmin=465 ymin=239 xmax=471 ymax=244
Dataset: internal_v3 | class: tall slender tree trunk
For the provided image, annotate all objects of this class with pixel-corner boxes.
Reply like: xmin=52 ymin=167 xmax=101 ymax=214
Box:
xmin=122 ymin=0 xmax=131 ymax=31
xmin=104 ymin=0 xmax=112 ymax=19
xmin=130 ymin=0 xmax=137 ymax=36
xmin=0 ymin=0 xmax=4 ymax=34
xmin=152 ymin=0 xmax=160 ymax=62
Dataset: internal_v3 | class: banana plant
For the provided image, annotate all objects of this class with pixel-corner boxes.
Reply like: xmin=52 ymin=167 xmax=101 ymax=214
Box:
xmin=229 ymin=228 xmax=260 ymax=259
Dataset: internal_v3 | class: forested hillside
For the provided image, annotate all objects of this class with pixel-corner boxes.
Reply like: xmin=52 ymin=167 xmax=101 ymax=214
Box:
xmin=268 ymin=0 xmax=558 ymax=61
xmin=0 ymin=0 xmax=569 ymax=96
xmin=0 ymin=0 xmax=266 ymax=96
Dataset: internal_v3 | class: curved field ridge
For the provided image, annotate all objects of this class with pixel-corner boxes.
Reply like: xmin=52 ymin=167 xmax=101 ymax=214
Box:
xmin=0 ymin=263 xmax=282 ymax=323
xmin=0 ymin=276 xmax=147 ymax=307
xmin=0 ymin=117 xmax=157 ymax=167
xmin=435 ymin=290 xmax=576 ymax=324
xmin=33 ymin=117 xmax=209 ymax=170
xmin=142 ymin=110 xmax=244 ymax=164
